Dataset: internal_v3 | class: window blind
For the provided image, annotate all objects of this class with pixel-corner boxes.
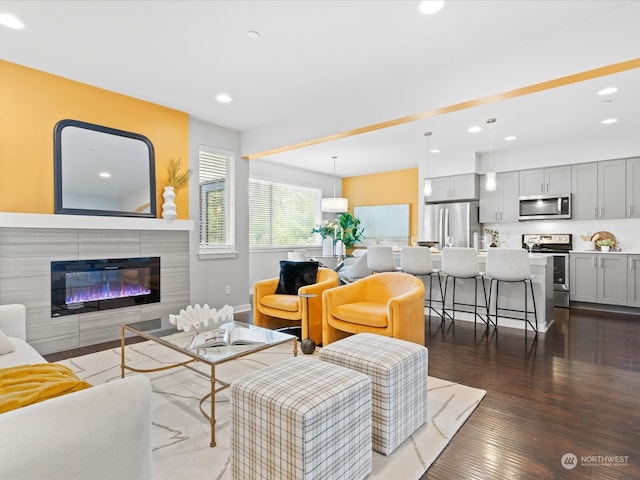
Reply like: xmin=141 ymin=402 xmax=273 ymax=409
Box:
xmin=249 ymin=178 xmax=321 ymax=248
xmin=199 ymin=146 xmax=235 ymax=253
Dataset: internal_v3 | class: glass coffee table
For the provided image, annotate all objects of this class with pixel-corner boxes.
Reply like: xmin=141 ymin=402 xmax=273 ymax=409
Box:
xmin=121 ymin=318 xmax=297 ymax=447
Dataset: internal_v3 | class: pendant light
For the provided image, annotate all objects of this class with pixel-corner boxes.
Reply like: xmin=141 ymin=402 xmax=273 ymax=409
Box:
xmin=321 ymin=155 xmax=348 ymax=212
xmin=423 ymin=131 xmax=433 ymax=197
xmin=485 ymin=118 xmax=497 ymax=192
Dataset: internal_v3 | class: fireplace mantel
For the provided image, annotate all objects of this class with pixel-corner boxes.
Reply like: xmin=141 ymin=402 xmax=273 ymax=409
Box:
xmin=0 ymin=212 xmax=194 ymax=231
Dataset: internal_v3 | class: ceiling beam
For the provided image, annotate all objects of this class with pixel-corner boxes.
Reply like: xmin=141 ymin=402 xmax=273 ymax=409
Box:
xmin=243 ymin=57 xmax=640 ymax=161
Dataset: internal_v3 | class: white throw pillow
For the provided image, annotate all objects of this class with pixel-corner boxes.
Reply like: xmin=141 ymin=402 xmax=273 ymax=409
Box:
xmin=0 ymin=328 xmax=16 ymax=355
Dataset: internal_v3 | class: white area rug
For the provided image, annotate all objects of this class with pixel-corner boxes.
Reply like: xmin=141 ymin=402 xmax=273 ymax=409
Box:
xmin=60 ymin=341 xmax=485 ymax=480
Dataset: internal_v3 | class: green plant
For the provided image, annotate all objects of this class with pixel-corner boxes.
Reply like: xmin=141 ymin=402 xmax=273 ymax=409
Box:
xmin=596 ymin=238 xmax=614 ymax=247
xmin=484 ymin=228 xmax=499 ymax=245
xmin=336 ymin=212 xmax=365 ymax=249
xmin=166 ymin=157 xmax=192 ymax=190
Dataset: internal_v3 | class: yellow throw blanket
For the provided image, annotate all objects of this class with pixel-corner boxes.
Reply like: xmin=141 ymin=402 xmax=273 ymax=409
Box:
xmin=0 ymin=363 xmax=91 ymax=414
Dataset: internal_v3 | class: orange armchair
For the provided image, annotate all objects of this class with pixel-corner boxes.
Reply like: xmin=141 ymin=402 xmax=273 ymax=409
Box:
xmin=253 ymin=267 xmax=339 ymax=345
xmin=322 ymin=272 xmax=425 ymax=346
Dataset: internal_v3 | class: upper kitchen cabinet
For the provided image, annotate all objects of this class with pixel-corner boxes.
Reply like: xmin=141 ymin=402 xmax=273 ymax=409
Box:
xmin=597 ymin=159 xmax=626 ymax=219
xmin=572 ymin=162 xmax=598 ymax=220
xmin=425 ymin=174 xmax=478 ymax=203
xmin=519 ymin=166 xmax=572 ymax=196
xmin=479 ymin=171 xmax=519 ymax=223
xmin=572 ymin=159 xmax=626 ymax=220
xmin=626 ymin=157 xmax=640 ymax=218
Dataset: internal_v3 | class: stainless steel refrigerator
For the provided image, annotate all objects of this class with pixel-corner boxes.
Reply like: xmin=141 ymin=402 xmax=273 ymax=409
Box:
xmin=423 ymin=201 xmax=481 ymax=248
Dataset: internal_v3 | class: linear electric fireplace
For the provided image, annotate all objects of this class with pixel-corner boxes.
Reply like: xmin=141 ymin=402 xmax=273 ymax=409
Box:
xmin=51 ymin=257 xmax=160 ymax=317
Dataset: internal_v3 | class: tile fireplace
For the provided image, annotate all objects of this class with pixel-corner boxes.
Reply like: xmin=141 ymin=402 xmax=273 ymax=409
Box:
xmin=51 ymin=257 xmax=160 ymax=317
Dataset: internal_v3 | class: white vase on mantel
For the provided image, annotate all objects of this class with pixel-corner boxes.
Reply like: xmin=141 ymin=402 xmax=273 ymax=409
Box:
xmin=334 ymin=240 xmax=345 ymax=256
xmin=162 ymin=186 xmax=177 ymax=222
xmin=322 ymin=237 xmax=333 ymax=256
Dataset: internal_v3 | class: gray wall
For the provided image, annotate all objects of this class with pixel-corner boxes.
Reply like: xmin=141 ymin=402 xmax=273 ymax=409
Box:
xmin=188 ymin=117 xmax=250 ymax=310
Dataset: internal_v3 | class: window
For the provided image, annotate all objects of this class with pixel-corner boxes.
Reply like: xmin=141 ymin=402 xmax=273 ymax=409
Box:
xmin=199 ymin=146 xmax=235 ymax=255
xmin=249 ymin=178 xmax=322 ymax=249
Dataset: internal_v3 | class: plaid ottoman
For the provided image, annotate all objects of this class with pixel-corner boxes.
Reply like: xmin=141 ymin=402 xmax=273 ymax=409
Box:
xmin=319 ymin=333 xmax=428 ymax=455
xmin=230 ymin=356 xmax=372 ymax=480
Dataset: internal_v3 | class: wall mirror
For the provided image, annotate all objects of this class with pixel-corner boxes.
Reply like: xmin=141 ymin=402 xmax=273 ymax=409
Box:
xmin=54 ymin=119 xmax=156 ymax=218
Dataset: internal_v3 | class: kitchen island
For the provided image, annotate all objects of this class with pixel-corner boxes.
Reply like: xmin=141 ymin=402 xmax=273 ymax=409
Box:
xmin=425 ymin=251 xmax=554 ymax=332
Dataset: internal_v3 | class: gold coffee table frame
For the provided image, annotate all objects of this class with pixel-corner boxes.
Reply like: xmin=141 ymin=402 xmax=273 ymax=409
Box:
xmin=121 ymin=319 xmax=297 ymax=447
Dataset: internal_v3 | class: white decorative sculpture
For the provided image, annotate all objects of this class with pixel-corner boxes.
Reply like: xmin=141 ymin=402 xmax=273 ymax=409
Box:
xmin=169 ymin=304 xmax=234 ymax=332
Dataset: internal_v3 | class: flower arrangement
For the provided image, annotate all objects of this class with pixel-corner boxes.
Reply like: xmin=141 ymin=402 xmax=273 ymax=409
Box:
xmin=484 ymin=228 xmax=500 ymax=247
xmin=166 ymin=157 xmax=192 ymax=191
xmin=312 ymin=213 xmax=365 ymax=249
xmin=311 ymin=219 xmax=339 ymax=239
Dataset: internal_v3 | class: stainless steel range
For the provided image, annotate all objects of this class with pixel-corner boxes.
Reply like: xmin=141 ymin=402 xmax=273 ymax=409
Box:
xmin=522 ymin=234 xmax=572 ymax=308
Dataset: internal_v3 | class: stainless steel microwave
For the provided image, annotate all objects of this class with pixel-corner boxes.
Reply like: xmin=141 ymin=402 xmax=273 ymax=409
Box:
xmin=518 ymin=193 xmax=571 ymax=221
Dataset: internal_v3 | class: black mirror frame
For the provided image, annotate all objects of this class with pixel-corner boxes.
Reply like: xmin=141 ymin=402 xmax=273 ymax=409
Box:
xmin=53 ymin=119 xmax=157 ymax=218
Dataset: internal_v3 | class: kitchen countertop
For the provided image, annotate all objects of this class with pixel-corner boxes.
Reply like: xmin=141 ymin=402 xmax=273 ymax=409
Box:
xmin=569 ymin=250 xmax=638 ymax=254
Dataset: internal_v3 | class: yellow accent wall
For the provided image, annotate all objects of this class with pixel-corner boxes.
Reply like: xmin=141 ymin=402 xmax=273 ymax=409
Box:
xmin=343 ymin=168 xmax=419 ymax=240
xmin=0 ymin=60 xmax=189 ymax=218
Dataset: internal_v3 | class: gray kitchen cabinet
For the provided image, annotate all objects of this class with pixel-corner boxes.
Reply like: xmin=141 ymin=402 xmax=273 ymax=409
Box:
xmin=572 ymin=159 xmax=626 ymax=220
xmin=597 ymin=254 xmax=628 ymax=305
xmin=570 ymin=253 xmax=598 ymax=302
xmin=627 ymin=255 xmax=640 ymax=307
xmin=626 ymin=157 xmax=640 ymax=218
xmin=519 ymin=166 xmax=571 ymax=196
xmin=570 ymin=253 xmax=628 ymax=306
xmin=425 ymin=173 xmax=478 ymax=202
xmin=571 ymin=162 xmax=598 ymax=220
xmin=479 ymin=171 xmax=519 ymax=223
xmin=598 ymin=159 xmax=626 ymax=219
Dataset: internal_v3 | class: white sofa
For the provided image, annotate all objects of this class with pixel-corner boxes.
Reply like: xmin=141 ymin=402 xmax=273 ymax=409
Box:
xmin=0 ymin=304 xmax=153 ymax=480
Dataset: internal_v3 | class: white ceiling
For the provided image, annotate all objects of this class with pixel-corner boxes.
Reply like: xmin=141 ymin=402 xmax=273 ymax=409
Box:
xmin=1 ymin=0 xmax=639 ymax=177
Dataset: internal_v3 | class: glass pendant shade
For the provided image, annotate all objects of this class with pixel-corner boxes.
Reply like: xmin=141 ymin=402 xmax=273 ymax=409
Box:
xmin=424 ymin=178 xmax=433 ymax=197
xmin=321 ymin=197 xmax=348 ymax=212
xmin=485 ymin=171 xmax=497 ymax=192
xmin=485 ymin=118 xmax=497 ymax=192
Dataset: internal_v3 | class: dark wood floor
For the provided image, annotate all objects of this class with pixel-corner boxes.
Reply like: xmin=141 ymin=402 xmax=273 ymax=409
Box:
xmin=44 ymin=308 xmax=640 ymax=479
xmin=422 ymin=307 xmax=640 ymax=479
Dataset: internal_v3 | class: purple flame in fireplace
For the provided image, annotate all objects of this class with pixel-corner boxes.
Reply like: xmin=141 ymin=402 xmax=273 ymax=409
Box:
xmin=51 ymin=257 xmax=160 ymax=317
xmin=66 ymin=283 xmax=151 ymax=304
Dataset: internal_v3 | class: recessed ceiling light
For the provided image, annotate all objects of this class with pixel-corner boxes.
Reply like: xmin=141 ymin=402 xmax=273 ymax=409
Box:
xmin=597 ymin=87 xmax=618 ymax=96
xmin=430 ymin=149 xmax=440 ymax=153
xmin=99 ymin=172 xmax=111 ymax=178
xmin=504 ymin=136 xmax=517 ymax=141
xmin=247 ymin=30 xmax=260 ymax=39
xmin=468 ymin=126 xmax=482 ymax=133
xmin=0 ymin=13 xmax=24 ymax=29
xmin=419 ymin=1 xmax=445 ymax=15
xmin=216 ymin=94 xmax=232 ymax=103
xmin=601 ymin=118 xmax=618 ymax=125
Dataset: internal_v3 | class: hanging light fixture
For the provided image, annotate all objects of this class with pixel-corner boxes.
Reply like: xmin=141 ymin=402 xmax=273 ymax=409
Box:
xmin=423 ymin=131 xmax=433 ymax=197
xmin=485 ymin=118 xmax=497 ymax=192
xmin=321 ymin=155 xmax=348 ymax=212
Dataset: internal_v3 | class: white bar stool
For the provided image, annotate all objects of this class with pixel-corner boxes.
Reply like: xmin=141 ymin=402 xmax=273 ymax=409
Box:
xmin=485 ymin=248 xmax=538 ymax=335
xmin=440 ymin=247 xmax=490 ymax=327
xmin=401 ymin=246 xmax=442 ymax=319
xmin=366 ymin=246 xmax=398 ymax=273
